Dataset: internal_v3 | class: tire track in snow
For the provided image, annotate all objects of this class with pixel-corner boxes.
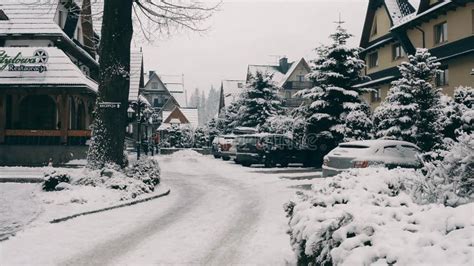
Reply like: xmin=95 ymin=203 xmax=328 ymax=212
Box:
xmin=61 ymin=175 xmax=205 ymax=266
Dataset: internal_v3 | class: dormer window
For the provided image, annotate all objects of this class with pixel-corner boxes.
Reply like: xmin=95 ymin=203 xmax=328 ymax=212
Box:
xmin=152 ymin=82 xmax=159 ymax=90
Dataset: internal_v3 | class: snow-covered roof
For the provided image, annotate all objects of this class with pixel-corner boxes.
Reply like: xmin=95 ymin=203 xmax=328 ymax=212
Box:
xmin=391 ymin=0 xmax=451 ymax=30
xmin=341 ymin=139 xmax=420 ymax=149
xmin=0 ymin=47 xmax=97 ymax=92
xmin=353 ymin=76 xmax=396 ymax=88
xmin=0 ymin=2 xmax=62 ymax=36
xmin=222 ymin=79 xmax=245 ymax=106
xmin=128 ymin=49 xmax=143 ymax=101
xmin=180 ymin=108 xmax=199 ymax=127
xmin=384 ymin=0 xmax=417 ymax=26
xmin=247 ymin=64 xmax=286 ymax=85
xmin=171 ymin=92 xmax=186 ymax=107
xmin=162 ymin=106 xmax=198 ymax=128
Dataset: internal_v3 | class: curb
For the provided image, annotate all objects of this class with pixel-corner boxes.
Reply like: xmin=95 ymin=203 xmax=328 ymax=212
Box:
xmin=50 ymin=188 xmax=171 ymax=224
xmin=0 ymin=177 xmax=43 ymax=183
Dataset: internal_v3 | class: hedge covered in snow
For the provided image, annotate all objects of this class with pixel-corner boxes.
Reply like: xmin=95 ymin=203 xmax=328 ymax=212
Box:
xmin=285 ymin=168 xmax=473 ymax=265
xmin=43 ymin=157 xmax=160 ymax=200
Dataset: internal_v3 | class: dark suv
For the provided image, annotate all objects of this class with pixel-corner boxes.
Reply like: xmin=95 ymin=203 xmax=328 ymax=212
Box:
xmin=235 ymin=134 xmax=301 ymax=167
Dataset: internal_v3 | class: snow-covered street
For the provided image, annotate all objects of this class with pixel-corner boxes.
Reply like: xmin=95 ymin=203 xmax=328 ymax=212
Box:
xmin=0 ymin=151 xmax=320 ymax=265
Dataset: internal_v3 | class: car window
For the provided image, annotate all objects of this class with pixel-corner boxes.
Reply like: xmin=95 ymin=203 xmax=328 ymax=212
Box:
xmin=383 ymin=145 xmax=419 ymax=158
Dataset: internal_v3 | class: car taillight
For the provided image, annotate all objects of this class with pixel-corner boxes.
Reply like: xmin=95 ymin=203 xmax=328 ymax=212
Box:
xmin=323 ymin=158 xmax=329 ymax=166
xmin=354 ymin=161 xmax=369 ymax=168
xmin=256 ymin=141 xmax=263 ymax=150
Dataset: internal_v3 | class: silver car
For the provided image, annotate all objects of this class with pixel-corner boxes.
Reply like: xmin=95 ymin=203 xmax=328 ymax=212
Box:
xmin=322 ymin=140 xmax=423 ymax=177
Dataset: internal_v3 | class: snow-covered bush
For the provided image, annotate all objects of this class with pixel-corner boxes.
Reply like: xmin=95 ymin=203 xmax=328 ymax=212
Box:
xmin=193 ymin=126 xmax=209 ymax=148
xmin=285 ymin=168 xmax=474 ymax=265
xmin=42 ymin=171 xmax=71 ymax=191
xmin=420 ymin=133 xmax=474 ymax=207
xmin=161 ymin=124 xmax=194 ymax=148
xmin=439 ymin=86 xmax=474 ymax=139
xmin=343 ymin=103 xmax=373 ymax=142
xmin=74 ymin=157 xmax=161 ymax=199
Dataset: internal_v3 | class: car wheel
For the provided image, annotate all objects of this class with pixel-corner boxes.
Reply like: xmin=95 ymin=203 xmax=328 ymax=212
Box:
xmin=242 ymin=162 xmax=251 ymax=167
xmin=264 ymin=160 xmax=275 ymax=168
xmin=213 ymin=154 xmax=221 ymax=159
xmin=222 ymin=156 xmax=230 ymax=161
xmin=279 ymin=162 xmax=289 ymax=168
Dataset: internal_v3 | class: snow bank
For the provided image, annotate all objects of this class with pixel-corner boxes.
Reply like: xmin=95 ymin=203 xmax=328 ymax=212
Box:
xmin=285 ymin=168 xmax=474 ymax=265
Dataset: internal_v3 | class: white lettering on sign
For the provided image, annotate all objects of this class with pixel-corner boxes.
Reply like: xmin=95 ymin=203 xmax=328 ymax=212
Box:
xmin=98 ymin=102 xmax=121 ymax=109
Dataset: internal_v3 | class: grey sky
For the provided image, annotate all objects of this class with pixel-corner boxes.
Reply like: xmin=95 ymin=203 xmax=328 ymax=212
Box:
xmin=141 ymin=0 xmax=368 ymax=94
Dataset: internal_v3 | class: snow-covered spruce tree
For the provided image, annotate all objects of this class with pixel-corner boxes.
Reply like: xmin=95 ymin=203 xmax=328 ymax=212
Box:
xmin=439 ymin=86 xmax=474 ymax=139
xmin=221 ymin=99 xmax=242 ymax=134
xmin=238 ymin=71 xmax=283 ymax=128
xmin=206 ymin=117 xmax=223 ymax=143
xmin=374 ymin=49 xmax=443 ymax=152
xmin=343 ymin=103 xmax=374 ymax=141
xmin=297 ymin=25 xmax=368 ymax=152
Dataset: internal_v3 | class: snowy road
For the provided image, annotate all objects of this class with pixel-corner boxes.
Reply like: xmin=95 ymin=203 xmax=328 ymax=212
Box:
xmin=0 ymin=151 xmax=321 ymax=265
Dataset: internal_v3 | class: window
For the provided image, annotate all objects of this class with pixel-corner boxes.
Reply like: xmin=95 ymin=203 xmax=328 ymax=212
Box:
xmin=297 ymin=75 xmax=305 ymax=82
xmin=285 ymin=91 xmax=292 ymax=99
xmin=371 ymin=16 xmax=378 ymax=36
xmin=434 ymin=22 xmax=448 ymax=44
xmin=237 ymin=82 xmax=243 ymax=88
xmin=368 ymin=52 xmax=378 ymax=68
xmin=436 ymin=67 xmax=449 ymax=86
xmin=392 ymin=43 xmax=405 ymax=60
xmin=151 ymin=82 xmax=158 ymax=90
xmin=371 ymin=88 xmax=381 ymax=102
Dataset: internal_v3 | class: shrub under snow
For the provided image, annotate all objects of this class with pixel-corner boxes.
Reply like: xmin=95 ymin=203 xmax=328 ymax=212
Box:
xmin=42 ymin=171 xmax=71 ymax=191
xmin=73 ymin=157 xmax=161 ymax=200
xmin=285 ymin=168 xmax=474 ymax=266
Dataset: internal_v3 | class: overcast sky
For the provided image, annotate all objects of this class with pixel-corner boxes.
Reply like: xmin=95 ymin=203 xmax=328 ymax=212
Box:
xmin=140 ymin=0 xmax=368 ymax=94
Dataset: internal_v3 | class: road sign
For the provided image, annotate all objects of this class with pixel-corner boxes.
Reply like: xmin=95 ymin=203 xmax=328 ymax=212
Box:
xmin=98 ymin=102 xmax=121 ymax=109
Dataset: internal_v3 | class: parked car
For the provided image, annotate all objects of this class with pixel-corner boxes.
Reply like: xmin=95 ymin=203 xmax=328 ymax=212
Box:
xmin=219 ymin=128 xmax=258 ymax=161
xmin=211 ymin=136 xmax=222 ymax=158
xmin=235 ymin=133 xmax=306 ymax=167
xmin=219 ymin=135 xmax=236 ymax=161
xmin=322 ymin=139 xmax=423 ymax=177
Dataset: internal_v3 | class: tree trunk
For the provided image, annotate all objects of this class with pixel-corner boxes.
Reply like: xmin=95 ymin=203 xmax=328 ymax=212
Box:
xmin=87 ymin=0 xmax=134 ymax=168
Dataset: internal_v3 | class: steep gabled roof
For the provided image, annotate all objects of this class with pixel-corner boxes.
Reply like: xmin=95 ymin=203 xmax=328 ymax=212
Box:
xmin=161 ymin=106 xmax=199 ymax=128
xmin=128 ymin=49 xmax=144 ymax=101
xmin=360 ymin=0 xmax=418 ymax=48
xmin=278 ymin=58 xmax=311 ymax=87
xmin=221 ymin=79 xmax=245 ymax=106
xmin=247 ymin=64 xmax=286 ymax=84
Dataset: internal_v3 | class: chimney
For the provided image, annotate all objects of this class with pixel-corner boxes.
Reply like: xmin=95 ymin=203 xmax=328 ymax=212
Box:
xmin=149 ymin=70 xmax=155 ymax=78
xmin=279 ymin=57 xmax=289 ymax=73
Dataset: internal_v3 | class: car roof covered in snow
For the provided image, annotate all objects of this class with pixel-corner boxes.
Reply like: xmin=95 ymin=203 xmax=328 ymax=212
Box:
xmin=339 ymin=139 xmax=420 ymax=149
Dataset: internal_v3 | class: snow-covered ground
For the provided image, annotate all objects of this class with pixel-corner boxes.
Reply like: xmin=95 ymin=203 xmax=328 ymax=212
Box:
xmin=0 ymin=150 xmax=321 ymax=265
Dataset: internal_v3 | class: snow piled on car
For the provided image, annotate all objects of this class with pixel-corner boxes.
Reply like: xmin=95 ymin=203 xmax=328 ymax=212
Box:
xmin=285 ymin=168 xmax=474 ymax=265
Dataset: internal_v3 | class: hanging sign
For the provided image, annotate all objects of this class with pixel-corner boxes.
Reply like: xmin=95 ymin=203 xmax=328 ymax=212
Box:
xmin=98 ymin=102 xmax=121 ymax=109
xmin=0 ymin=49 xmax=49 ymax=73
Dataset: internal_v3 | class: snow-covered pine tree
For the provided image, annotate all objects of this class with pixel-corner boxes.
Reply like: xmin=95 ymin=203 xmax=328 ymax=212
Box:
xmin=221 ymin=99 xmax=242 ymax=134
xmin=344 ymin=103 xmax=374 ymax=141
xmin=238 ymin=71 xmax=283 ymax=128
xmin=297 ymin=24 xmax=368 ymax=152
xmin=374 ymin=49 xmax=443 ymax=152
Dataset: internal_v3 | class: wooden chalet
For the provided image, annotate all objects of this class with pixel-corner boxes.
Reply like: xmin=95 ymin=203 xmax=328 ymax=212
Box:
xmin=0 ymin=0 xmax=98 ymax=165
